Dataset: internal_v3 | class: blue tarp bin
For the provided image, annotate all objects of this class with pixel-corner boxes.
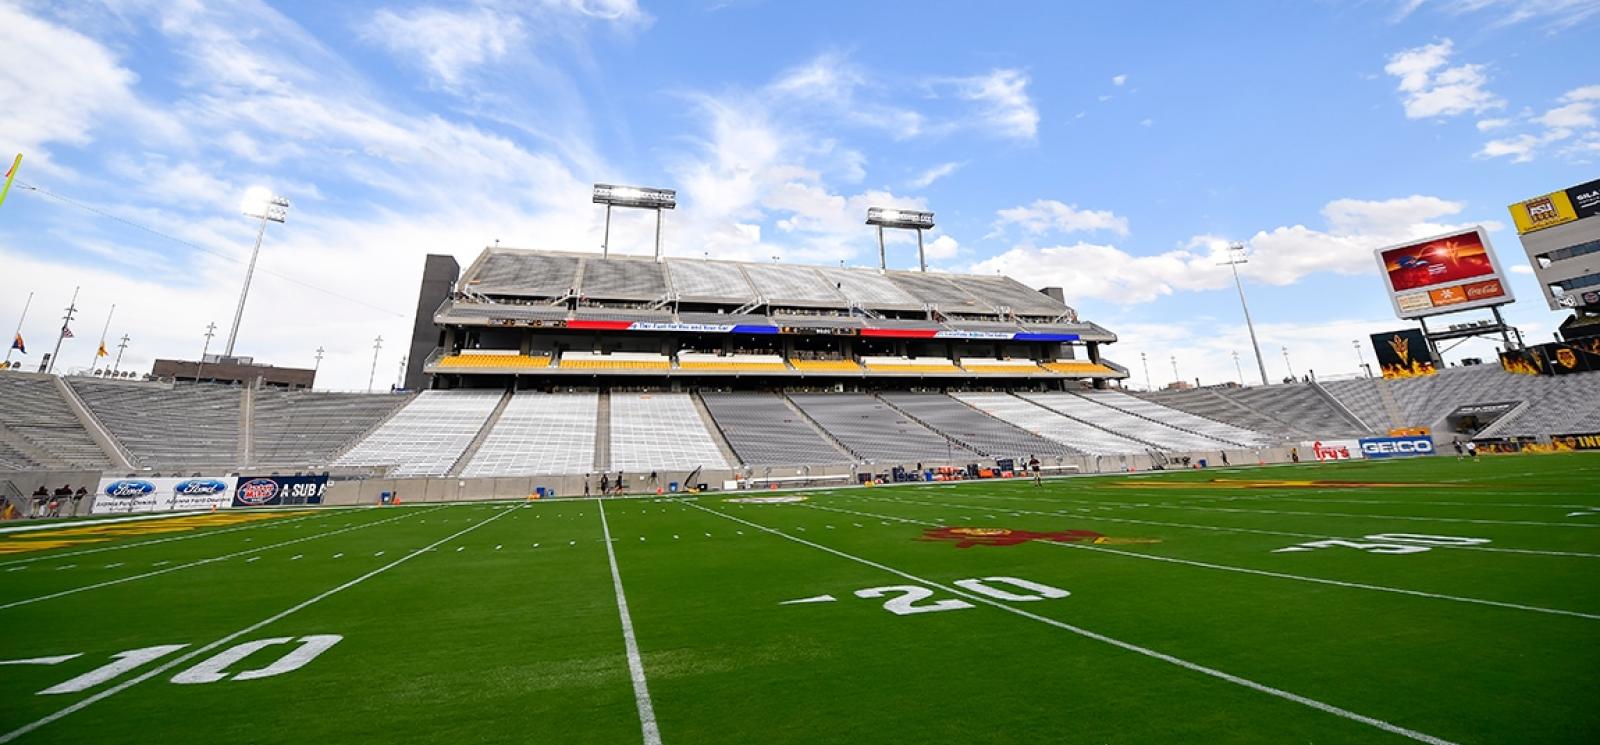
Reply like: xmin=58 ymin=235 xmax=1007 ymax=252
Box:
xmin=668 ymin=482 xmax=679 ymax=493
xmin=379 ymin=491 xmax=393 ymax=505
xmin=535 ymin=487 xmax=547 ymax=497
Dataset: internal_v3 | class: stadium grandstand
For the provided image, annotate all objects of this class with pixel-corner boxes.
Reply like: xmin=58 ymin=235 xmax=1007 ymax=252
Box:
xmin=5 ymin=244 xmax=1599 ymax=511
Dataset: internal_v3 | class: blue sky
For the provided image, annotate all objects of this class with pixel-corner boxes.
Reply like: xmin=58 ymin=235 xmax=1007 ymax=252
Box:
xmin=1 ymin=0 xmax=1597 ymax=389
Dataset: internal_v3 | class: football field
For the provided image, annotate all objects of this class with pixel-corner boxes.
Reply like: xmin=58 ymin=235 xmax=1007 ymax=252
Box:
xmin=2 ymin=454 xmax=1597 ymax=744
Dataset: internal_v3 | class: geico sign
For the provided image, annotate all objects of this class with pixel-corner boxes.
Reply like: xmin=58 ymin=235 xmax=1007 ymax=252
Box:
xmin=1361 ymin=439 xmax=1435 ymax=456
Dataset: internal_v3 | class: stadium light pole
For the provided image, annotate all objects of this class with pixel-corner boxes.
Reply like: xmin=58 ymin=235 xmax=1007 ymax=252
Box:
xmin=1232 ymin=350 xmax=1244 ymax=385
xmin=226 ymin=187 xmax=289 ymax=358
xmin=113 ymin=334 xmax=129 ymax=375
xmin=1139 ymin=351 xmax=1151 ymax=391
xmin=866 ymin=207 xmax=935 ymax=273
xmin=1170 ymin=355 xmax=1179 ymax=383
xmin=46 ymin=286 xmax=80 ymax=375
xmin=1352 ymin=340 xmax=1369 ymax=377
xmin=593 ymin=183 xmax=676 ymax=262
xmin=367 ymin=335 xmax=383 ymax=393
xmin=1282 ymin=345 xmax=1295 ymax=380
xmin=195 ymin=322 xmax=217 ymax=384
xmin=1219 ymin=243 xmax=1269 ymax=386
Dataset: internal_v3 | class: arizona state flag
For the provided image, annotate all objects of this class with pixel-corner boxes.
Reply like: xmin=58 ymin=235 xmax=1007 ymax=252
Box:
xmin=9 ymin=333 xmax=22 ymax=354
xmin=96 ymin=342 xmax=108 ymax=358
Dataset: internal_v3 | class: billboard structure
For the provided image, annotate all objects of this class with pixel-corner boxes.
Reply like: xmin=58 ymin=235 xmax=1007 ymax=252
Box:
xmin=1508 ymin=178 xmax=1600 ymax=235
xmin=1369 ymin=329 xmax=1438 ymax=379
xmin=1375 ymin=227 xmax=1514 ymax=320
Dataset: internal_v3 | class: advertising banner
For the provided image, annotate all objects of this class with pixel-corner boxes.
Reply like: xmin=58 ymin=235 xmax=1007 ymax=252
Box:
xmin=1550 ymin=433 xmax=1600 ymax=451
xmin=1375 ymin=227 xmax=1513 ymax=319
xmin=1498 ymin=347 xmax=1550 ymax=376
xmin=1370 ymin=329 xmax=1437 ymax=379
xmin=233 ymin=474 xmax=329 ymax=507
xmin=1304 ymin=440 xmax=1363 ymax=462
xmin=93 ymin=476 xmax=238 ymax=514
xmin=1358 ymin=435 xmax=1436 ymax=459
xmin=1508 ymin=178 xmax=1600 ymax=234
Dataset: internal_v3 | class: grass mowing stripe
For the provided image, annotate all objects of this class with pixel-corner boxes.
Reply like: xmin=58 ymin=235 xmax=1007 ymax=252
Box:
xmin=0 ymin=510 xmax=354 ymax=568
xmin=680 ymin=499 xmax=1461 ymax=745
xmin=952 ymin=493 xmax=1599 ymax=529
xmin=1176 ymin=495 xmax=1599 ymax=510
xmin=812 ymin=501 xmax=1600 ymax=622
xmin=0 ymin=507 xmax=445 ymax=611
xmin=874 ymin=495 xmax=1600 ymax=559
xmin=0 ymin=505 xmax=520 ymax=745
xmin=597 ymin=500 xmax=662 ymax=745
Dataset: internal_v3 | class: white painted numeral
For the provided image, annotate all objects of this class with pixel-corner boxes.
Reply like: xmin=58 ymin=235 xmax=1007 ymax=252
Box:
xmin=172 ymin=638 xmax=291 ymax=684
xmin=1365 ymin=533 xmax=1490 ymax=546
xmin=232 ymin=635 xmax=342 ymax=681
xmin=1302 ymin=539 xmax=1429 ymax=555
xmin=954 ymin=576 xmax=1071 ymax=602
xmin=854 ymin=585 xmax=974 ymax=615
xmin=40 ymin=645 xmax=187 ymax=695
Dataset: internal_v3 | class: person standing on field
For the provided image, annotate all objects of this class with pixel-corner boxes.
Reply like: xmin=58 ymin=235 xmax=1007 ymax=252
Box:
xmin=1029 ymin=456 xmax=1042 ymax=487
xmin=1465 ymin=441 xmax=1479 ymax=461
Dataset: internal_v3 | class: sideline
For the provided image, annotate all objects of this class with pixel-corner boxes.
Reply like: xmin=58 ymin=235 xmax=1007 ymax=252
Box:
xmin=597 ymin=500 xmax=661 ymax=745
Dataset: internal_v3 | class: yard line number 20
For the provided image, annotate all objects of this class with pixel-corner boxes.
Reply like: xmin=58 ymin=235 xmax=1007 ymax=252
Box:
xmin=856 ymin=577 xmax=1069 ymax=616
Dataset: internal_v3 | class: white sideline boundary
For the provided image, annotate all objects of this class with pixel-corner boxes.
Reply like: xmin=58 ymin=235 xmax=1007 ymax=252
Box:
xmin=0 ymin=505 xmax=519 ymax=744
xmin=873 ymin=495 xmax=1600 ymax=559
xmin=597 ymin=500 xmax=662 ymax=745
xmin=0 ymin=509 xmax=351 ymax=568
xmin=813 ymin=500 xmax=1600 ymax=622
xmin=0 ymin=507 xmax=446 ymax=611
xmin=678 ymin=499 xmax=1460 ymax=745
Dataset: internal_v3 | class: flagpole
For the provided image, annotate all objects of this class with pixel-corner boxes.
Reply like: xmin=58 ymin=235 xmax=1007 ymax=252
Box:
xmin=4 ymin=290 xmax=30 ymax=365
xmin=46 ymin=286 xmax=79 ymax=375
xmin=90 ymin=303 xmax=115 ymax=372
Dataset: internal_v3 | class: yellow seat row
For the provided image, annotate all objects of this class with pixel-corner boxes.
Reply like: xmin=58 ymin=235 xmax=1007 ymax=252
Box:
xmin=1042 ymin=361 xmax=1115 ymax=375
xmin=789 ymin=359 xmax=862 ymax=372
xmin=437 ymin=354 xmax=551 ymax=369
xmin=864 ymin=363 xmax=963 ymax=374
xmin=559 ymin=359 xmax=672 ymax=370
xmin=962 ymin=363 xmax=1045 ymax=374
xmin=677 ymin=361 xmax=791 ymax=371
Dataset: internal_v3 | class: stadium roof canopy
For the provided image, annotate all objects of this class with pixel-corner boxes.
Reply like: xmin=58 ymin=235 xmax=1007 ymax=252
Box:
xmin=458 ymin=247 xmax=1075 ymax=319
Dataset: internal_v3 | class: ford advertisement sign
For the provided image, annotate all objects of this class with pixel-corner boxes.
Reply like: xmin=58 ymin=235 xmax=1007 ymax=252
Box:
xmin=1358 ymin=436 xmax=1436 ymax=459
xmin=93 ymin=476 xmax=239 ymax=514
xmin=103 ymin=480 xmax=157 ymax=499
xmin=233 ymin=475 xmax=328 ymax=507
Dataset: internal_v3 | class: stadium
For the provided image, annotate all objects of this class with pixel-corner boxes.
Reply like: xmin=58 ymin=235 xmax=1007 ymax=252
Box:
xmin=3 ymin=4 xmax=1599 ymax=744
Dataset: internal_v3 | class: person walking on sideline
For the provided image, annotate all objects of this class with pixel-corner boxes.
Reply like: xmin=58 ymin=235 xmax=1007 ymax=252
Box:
xmin=1465 ymin=441 xmax=1479 ymax=462
xmin=583 ymin=475 xmax=591 ymax=497
xmin=600 ymin=473 xmax=610 ymax=496
xmin=1453 ymin=440 xmax=1464 ymax=461
xmin=1029 ymin=456 xmax=1042 ymax=487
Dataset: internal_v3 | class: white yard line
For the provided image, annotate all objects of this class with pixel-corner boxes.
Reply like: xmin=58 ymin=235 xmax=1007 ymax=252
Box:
xmin=0 ymin=507 xmax=446 ymax=611
xmin=597 ymin=500 xmax=662 ymax=745
xmin=868 ymin=496 xmax=1600 ymax=560
xmin=809 ymin=501 xmax=1600 ymax=622
xmin=0 ymin=505 xmax=518 ymax=744
xmin=680 ymin=499 xmax=1460 ymax=745
xmin=946 ymin=492 xmax=1600 ymax=529
xmin=0 ymin=510 xmax=349 ymax=568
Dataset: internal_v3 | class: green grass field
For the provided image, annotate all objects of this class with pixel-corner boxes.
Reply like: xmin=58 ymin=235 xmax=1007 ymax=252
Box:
xmin=2 ymin=454 xmax=1597 ymax=744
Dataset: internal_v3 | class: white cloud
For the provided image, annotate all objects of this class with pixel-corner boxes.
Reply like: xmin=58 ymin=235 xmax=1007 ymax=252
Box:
xmin=1475 ymin=118 xmax=1510 ymax=131
xmin=1475 ymin=84 xmax=1598 ymax=162
xmin=924 ymin=234 xmax=959 ymax=260
xmin=1509 ymin=263 xmax=1535 ymax=275
xmin=971 ymin=195 xmax=1472 ymax=304
xmin=909 ymin=161 xmax=963 ymax=188
xmin=1383 ymin=40 xmax=1503 ymax=119
xmin=1537 ymin=101 xmax=1596 ymax=129
xmin=948 ymin=69 xmax=1039 ymax=140
xmin=1112 ymin=74 xmax=1128 ymax=86
xmin=994 ymin=200 xmax=1130 ymax=237
xmin=1139 ymin=118 xmax=1154 ymax=127
xmin=1566 ymin=85 xmax=1600 ymax=102
xmin=1392 ymin=0 xmax=1600 ymax=32
xmin=364 ymin=7 xmax=525 ymax=89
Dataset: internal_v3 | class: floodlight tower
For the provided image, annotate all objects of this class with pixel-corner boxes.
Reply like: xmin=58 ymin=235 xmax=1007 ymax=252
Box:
xmin=593 ymin=183 xmax=676 ymax=261
xmin=866 ymin=207 xmax=935 ymax=273
xmin=1220 ymin=242 xmax=1269 ymax=386
xmin=226 ymin=188 xmax=289 ymax=357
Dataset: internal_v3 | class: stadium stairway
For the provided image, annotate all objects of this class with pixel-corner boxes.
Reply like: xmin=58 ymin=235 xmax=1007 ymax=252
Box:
xmin=691 ymin=392 xmax=746 ymax=468
xmin=1017 ymin=393 xmax=1166 ymax=451
xmin=1309 ymin=380 xmax=1376 ymax=434
xmin=779 ymin=392 xmax=867 ymax=462
xmin=238 ymin=385 xmax=255 ymax=466
xmin=874 ymin=394 xmax=990 ymax=457
xmin=1068 ymin=389 xmax=1262 ymax=448
xmin=448 ymin=389 xmax=514 ymax=477
xmin=51 ymin=376 xmax=133 ymax=470
xmin=593 ymin=390 xmax=611 ymax=471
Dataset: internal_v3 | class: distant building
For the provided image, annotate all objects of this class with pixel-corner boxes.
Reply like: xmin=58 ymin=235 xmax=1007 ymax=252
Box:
xmin=151 ymin=355 xmax=315 ymax=389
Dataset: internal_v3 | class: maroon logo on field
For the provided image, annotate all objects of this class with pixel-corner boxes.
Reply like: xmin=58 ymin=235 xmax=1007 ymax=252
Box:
xmin=237 ymin=479 xmax=280 ymax=506
xmin=919 ymin=526 xmax=1104 ymax=548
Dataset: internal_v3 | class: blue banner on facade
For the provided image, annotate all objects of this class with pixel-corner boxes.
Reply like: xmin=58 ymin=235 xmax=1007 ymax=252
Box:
xmin=1357 ymin=436 xmax=1436 ymax=459
xmin=233 ymin=475 xmax=329 ymax=507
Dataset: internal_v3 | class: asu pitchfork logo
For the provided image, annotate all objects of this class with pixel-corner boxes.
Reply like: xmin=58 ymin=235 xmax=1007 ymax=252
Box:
xmin=1388 ymin=334 xmax=1411 ymax=364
